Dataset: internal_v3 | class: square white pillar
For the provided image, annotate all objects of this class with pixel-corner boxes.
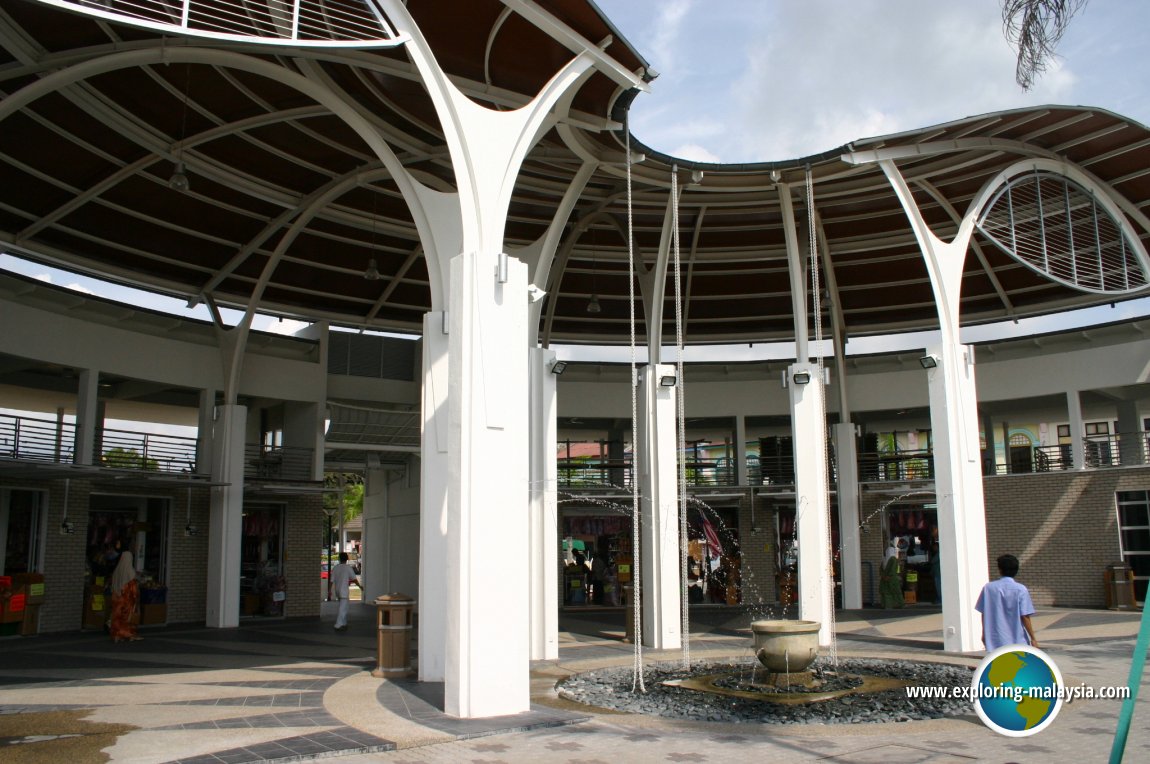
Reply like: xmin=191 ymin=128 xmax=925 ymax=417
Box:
xmin=833 ymin=422 xmax=863 ymax=610
xmin=926 ymin=344 xmax=990 ymax=653
xmin=445 ymin=251 xmax=530 ymax=718
xmin=636 ymin=364 xmax=682 ymax=650
xmin=75 ymin=368 xmax=100 ymax=465
xmin=419 ymin=312 xmax=450 ymax=682
xmin=788 ymin=363 xmax=833 ymax=647
xmin=206 ymin=403 xmax=246 ymax=629
xmin=528 ymin=347 xmax=559 ymax=660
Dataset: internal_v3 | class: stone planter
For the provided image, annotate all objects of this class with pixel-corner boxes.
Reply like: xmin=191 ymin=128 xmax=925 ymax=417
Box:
xmin=751 ymin=619 xmax=820 ymax=673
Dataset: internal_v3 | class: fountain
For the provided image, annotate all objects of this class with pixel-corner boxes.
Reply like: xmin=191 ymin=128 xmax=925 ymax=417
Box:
xmin=750 ymin=619 xmax=820 ymax=673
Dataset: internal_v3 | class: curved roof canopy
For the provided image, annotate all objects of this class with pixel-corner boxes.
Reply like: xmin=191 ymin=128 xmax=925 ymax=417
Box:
xmin=1 ymin=0 xmax=1149 ymax=347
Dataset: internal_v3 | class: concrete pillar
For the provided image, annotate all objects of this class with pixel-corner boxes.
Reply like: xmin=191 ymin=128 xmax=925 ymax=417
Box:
xmin=74 ymin=368 xmax=100 ymax=466
xmin=361 ymin=464 xmax=387 ymax=600
xmin=637 ymin=364 xmax=682 ymax=650
xmin=418 ymin=312 xmax=450 ymax=682
xmin=789 ymin=363 xmax=833 ymax=647
xmin=1117 ymin=400 xmax=1143 ymax=466
xmin=205 ymin=403 xmax=246 ymax=628
xmin=735 ymin=414 xmax=749 ymax=486
xmin=926 ymin=344 xmax=990 ymax=653
xmin=444 ymin=251 xmax=530 ymax=717
xmin=834 ymin=422 xmax=863 ymax=610
xmin=197 ymin=389 xmax=215 ymax=474
xmin=1067 ymin=390 xmax=1086 ymax=470
xmin=528 ymin=347 xmax=559 ymax=660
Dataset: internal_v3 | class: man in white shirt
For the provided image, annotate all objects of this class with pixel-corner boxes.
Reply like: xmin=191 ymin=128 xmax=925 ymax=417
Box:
xmin=329 ymin=552 xmax=359 ymax=631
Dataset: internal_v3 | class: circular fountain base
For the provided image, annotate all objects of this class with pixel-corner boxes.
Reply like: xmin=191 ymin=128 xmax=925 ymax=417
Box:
xmin=557 ymin=657 xmax=975 ymax=725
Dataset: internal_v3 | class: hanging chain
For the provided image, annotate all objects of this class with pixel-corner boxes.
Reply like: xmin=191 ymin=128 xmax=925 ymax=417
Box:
xmin=671 ymin=166 xmax=690 ymax=668
xmin=806 ymin=166 xmax=837 ymax=667
xmin=627 ymin=127 xmax=645 ymax=693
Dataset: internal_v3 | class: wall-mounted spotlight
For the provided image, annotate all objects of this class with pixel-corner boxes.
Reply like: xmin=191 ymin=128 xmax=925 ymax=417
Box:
xmin=184 ymin=524 xmax=199 ymax=537
xmin=918 ymin=354 xmax=940 ymax=369
xmin=792 ymin=371 xmax=812 ymax=385
xmin=659 ymin=374 xmax=677 ymax=387
xmin=60 ymin=520 xmax=75 ymax=534
xmin=527 ymin=285 xmax=546 ymax=303
xmin=550 ymin=360 xmax=568 ymax=375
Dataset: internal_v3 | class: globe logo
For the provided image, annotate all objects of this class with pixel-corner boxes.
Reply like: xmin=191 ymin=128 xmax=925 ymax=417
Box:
xmin=971 ymin=645 xmax=1064 ymax=736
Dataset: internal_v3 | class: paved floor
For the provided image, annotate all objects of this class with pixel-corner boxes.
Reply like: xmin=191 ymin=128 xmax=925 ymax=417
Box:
xmin=1 ymin=603 xmax=1148 ymax=763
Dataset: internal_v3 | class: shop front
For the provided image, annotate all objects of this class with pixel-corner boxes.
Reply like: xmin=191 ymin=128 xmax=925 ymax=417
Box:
xmin=241 ymin=503 xmax=286 ymax=616
xmin=85 ymin=495 xmax=170 ymax=629
xmin=886 ymin=504 xmax=940 ymax=605
xmin=561 ymin=509 xmax=631 ymax=607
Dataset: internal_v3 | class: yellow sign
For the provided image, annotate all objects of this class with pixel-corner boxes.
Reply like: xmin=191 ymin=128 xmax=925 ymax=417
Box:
xmin=29 ymin=583 xmax=45 ymax=597
xmin=91 ymin=595 xmax=105 ymax=611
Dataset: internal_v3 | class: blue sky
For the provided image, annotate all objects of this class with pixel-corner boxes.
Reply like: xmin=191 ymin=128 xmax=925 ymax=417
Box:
xmin=595 ymin=0 xmax=1150 ymax=162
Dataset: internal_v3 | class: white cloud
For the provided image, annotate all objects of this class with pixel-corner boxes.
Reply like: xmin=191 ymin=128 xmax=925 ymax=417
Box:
xmin=670 ymin=143 xmax=721 ymax=164
xmin=33 ymin=272 xmax=52 ymax=283
xmin=64 ymin=281 xmax=95 ymax=295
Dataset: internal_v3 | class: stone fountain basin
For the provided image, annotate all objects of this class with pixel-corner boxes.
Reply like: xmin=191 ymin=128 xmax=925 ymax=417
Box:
xmin=751 ymin=619 xmax=820 ymax=673
xmin=663 ymin=671 xmax=909 ymax=705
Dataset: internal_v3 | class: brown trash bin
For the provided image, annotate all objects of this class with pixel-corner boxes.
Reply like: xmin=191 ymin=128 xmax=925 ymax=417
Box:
xmin=1105 ymin=562 xmax=1137 ymax=610
xmin=372 ymin=593 xmax=415 ymax=678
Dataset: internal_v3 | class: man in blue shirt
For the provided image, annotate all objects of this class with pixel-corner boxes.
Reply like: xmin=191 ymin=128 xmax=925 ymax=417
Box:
xmin=976 ymin=554 xmax=1039 ymax=651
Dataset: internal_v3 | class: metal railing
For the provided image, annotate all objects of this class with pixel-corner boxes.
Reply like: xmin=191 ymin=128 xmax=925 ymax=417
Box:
xmin=245 ymin=444 xmax=316 ymax=481
xmin=1084 ymin=432 xmax=1150 ymax=468
xmin=858 ymin=450 xmax=935 ymax=483
xmin=557 ymin=458 xmax=633 ymax=489
xmin=0 ymin=413 xmax=77 ymax=463
xmin=99 ymin=426 xmax=199 ymax=473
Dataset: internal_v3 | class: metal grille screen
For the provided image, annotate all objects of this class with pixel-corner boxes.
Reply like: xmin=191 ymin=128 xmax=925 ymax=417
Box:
xmin=328 ymin=332 xmax=415 ymax=380
xmin=976 ymin=172 xmax=1148 ymax=294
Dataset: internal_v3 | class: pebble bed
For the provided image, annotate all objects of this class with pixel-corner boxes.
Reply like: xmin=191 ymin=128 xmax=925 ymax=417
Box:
xmin=557 ymin=657 xmax=975 ymax=725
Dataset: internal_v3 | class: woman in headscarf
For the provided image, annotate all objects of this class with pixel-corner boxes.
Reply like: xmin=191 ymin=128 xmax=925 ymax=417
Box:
xmin=109 ymin=549 xmax=141 ymax=642
xmin=879 ymin=541 xmax=904 ymax=609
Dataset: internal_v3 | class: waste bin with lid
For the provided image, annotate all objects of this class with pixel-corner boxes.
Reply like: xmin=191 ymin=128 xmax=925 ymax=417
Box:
xmin=1105 ymin=562 xmax=1137 ymax=610
xmin=372 ymin=593 xmax=415 ymax=678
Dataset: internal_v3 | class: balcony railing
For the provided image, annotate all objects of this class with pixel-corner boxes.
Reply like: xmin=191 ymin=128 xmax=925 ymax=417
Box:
xmin=1084 ymin=432 xmax=1150 ymax=468
xmin=858 ymin=450 xmax=935 ymax=483
xmin=245 ymin=444 xmax=316 ymax=481
xmin=99 ymin=426 xmax=199 ymax=473
xmin=0 ymin=413 xmax=76 ymax=463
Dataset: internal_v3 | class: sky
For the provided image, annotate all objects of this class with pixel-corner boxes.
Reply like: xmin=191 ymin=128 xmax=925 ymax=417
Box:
xmin=594 ymin=0 xmax=1150 ymax=163
xmin=3 ymin=0 xmax=1150 ymax=364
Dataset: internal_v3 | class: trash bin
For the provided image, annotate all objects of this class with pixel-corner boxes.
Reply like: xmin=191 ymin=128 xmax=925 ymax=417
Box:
xmin=372 ymin=593 xmax=415 ymax=678
xmin=1105 ymin=563 xmax=1137 ymax=610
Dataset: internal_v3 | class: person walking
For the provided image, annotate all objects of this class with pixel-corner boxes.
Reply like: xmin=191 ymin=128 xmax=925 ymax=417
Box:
xmin=879 ymin=542 xmax=904 ymax=609
xmin=109 ymin=549 xmax=141 ymax=642
xmin=976 ymin=553 xmax=1039 ymax=651
xmin=329 ymin=551 xmax=359 ymax=631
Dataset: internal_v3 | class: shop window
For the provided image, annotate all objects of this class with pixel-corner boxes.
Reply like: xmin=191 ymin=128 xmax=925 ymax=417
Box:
xmin=1117 ymin=491 xmax=1150 ymax=603
xmin=241 ymin=503 xmax=285 ymax=616
xmin=87 ymin=495 xmax=169 ymax=587
xmin=1 ymin=488 xmax=45 ymax=575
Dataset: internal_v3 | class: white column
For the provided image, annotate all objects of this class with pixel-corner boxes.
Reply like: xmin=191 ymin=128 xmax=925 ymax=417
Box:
xmin=75 ymin=368 xmax=100 ymax=465
xmin=1067 ymin=390 xmax=1086 ymax=470
xmin=926 ymin=344 xmax=989 ymax=653
xmin=362 ymin=464 xmax=388 ymax=600
xmin=637 ymin=364 xmax=682 ymax=650
xmin=834 ymin=422 xmax=863 ymax=610
xmin=445 ymin=251 xmax=530 ymax=717
xmin=789 ymin=363 xmax=833 ymax=646
xmin=206 ymin=403 xmax=246 ymax=628
xmin=1117 ymin=400 xmax=1143 ymax=466
xmin=528 ymin=347 xmax=559 ymax=660
xmin=197 ymin=389 xmax=215 ymax=474
xmin=735 ymin=415 xmax=749 ymax=486
xmin=419 ymin=312 xmax=450 ymax=682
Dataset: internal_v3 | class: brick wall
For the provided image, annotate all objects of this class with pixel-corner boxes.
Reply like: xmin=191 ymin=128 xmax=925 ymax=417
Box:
xmin=982 ymin=467 xmax=1150 ymax=607
xmin=283 ymin=494 xmax=324 ymax=619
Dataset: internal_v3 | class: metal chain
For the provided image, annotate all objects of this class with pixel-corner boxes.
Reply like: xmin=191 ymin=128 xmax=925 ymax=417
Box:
xmin=671 ymin=166 xmax=689 ymax=668
xmin=627 ymin=128 xmax=645 ymax=693
xmin=806 ymin=166 xmax=837 ymax=667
